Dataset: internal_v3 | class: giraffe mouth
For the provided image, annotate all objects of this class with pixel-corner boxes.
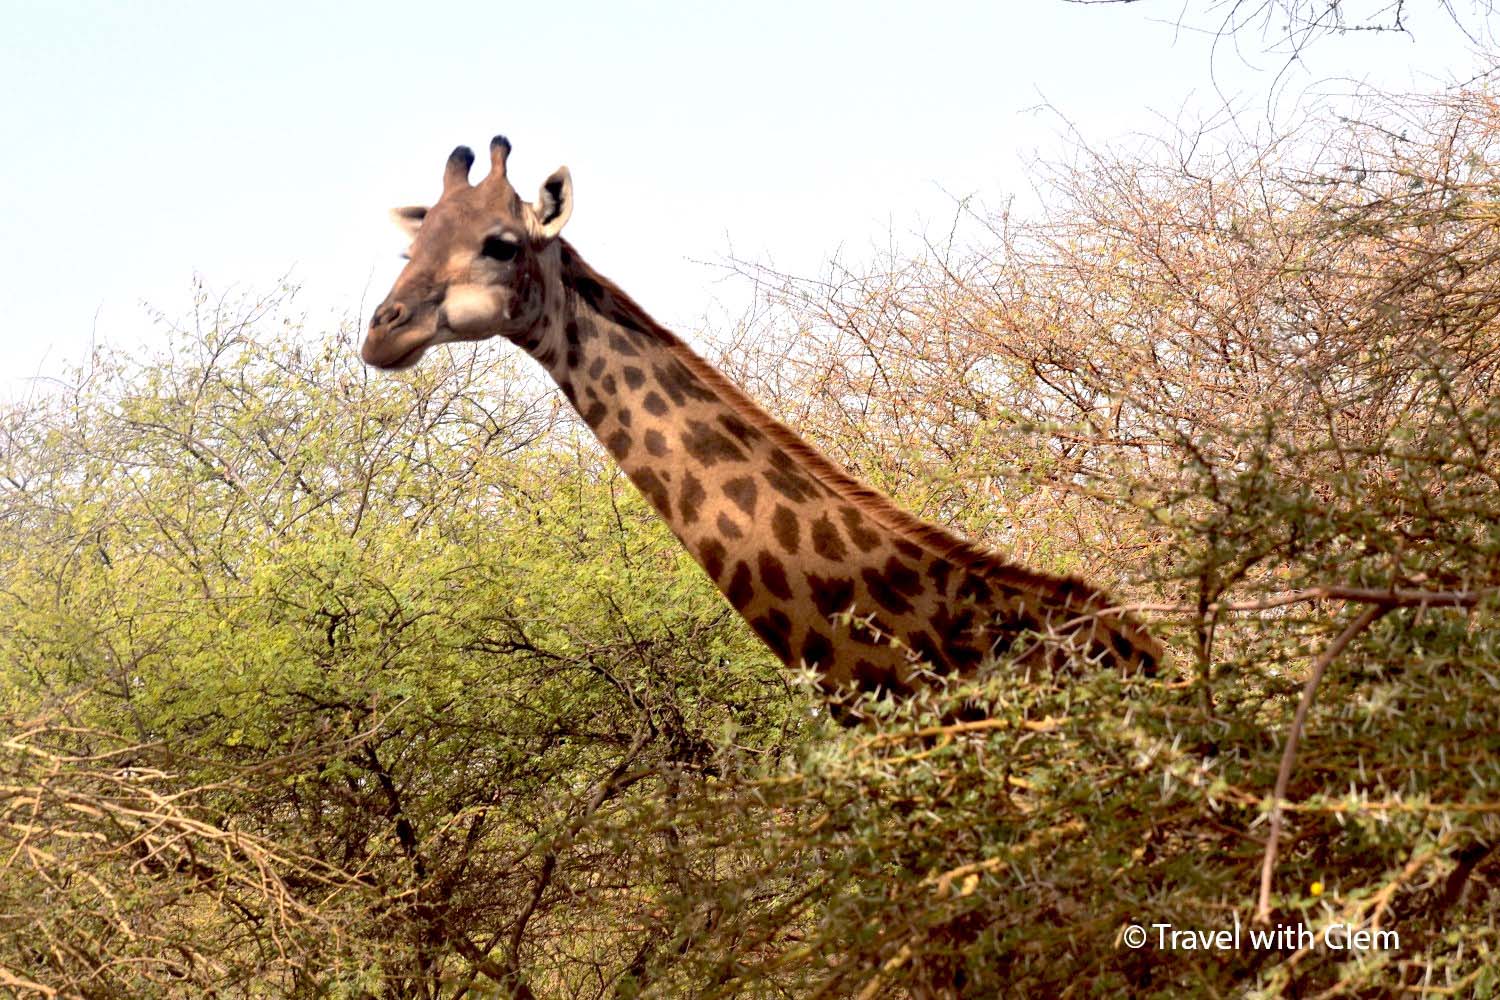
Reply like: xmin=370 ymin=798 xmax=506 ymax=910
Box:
xmin=377 ymin=344 xmax=428 ymax=370
xmin=363 ymin=332 xmax=433 ymax=371
xmin=364 ymin=310 xmax=454 ymax=370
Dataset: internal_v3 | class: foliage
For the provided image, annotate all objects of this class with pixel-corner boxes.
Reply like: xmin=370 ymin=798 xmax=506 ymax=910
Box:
xmin=0 ymin=308 xmax=795 ymax=997
xmin=709 ymin=80 xmax=1500 ymax=995
xmin=4 ymin=83 xmax=1500 ymax=998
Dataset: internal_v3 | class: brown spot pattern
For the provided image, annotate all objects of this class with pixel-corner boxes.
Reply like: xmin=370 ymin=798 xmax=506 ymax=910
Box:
xmin=718 ymin=413 xmax=756 ymax=445
xmin=883 ymin=556 xmax=923 ymax=596
xmin=861 ymin=567 xmax=913 ymax=615
xmin=653 ymin=360 xmax=717 ymax=405
xmin=800 ymin=629 xmax=834 ymax=668
xmin=699 ymin=538 xmax=726 ymax=580
xmin=682 ymin=421 xmax=748 ymax=466
xmin=810 ymin=515 xmax=846 ymax=561
xmin=723 ymin=476 xmax=758 ymax=516
xmin=851 ymin=658 xmax=902 ymax=694
xmin=751 ymin=611 xmax=793 ymax=661
xmin=679 ymin=473 xmax=706 ymax=524
xmin=958 ymin=574 xmax=992 ymax=604
xmin=765 ymin=458 xmax=821 ymax=502
xmin=727 ymin=562 xmax=754 ymax=609
xmin=633 ymin=469 xmax=670 ymax=517
xmin=910 ymin=631 xmax=952 ymax=674
xmin=894 ymin=539 xmax=923 ymax=559
xmin=808 ymin=574 xmax=855 ymax=618
xmin=757 ymin=551 xmax=793 ymax=600
xmin=928 ymin=558 xmax=953 ymax=594
xmin=840 ymin=506 xmax=882 ymax=552
xmin=771 ymin=504 xmax=800 ymax=554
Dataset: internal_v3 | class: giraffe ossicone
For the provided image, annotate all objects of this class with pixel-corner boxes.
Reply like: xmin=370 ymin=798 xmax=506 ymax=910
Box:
xmin=363 ymin=135 xmax=1162 ymax=704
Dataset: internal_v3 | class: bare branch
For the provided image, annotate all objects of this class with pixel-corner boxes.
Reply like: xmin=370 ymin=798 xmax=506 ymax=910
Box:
xmin=1256 ymin=602 xmax=1389 ymax=924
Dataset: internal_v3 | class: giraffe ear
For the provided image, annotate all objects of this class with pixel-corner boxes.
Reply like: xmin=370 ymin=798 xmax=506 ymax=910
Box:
xmin=390 ymin=206 xmax=428 ymax=239
xmin=532 ymin=166 xmax=572 ymax=241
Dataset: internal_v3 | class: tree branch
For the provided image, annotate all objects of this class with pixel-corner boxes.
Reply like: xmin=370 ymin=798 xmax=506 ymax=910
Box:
xmin=1256 ymin=602 xmax=1389 ymax=924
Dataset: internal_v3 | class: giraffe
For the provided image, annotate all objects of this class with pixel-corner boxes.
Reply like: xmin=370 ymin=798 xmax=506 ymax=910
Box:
xmin=362 ymin=136 xmax=1161 ymax=706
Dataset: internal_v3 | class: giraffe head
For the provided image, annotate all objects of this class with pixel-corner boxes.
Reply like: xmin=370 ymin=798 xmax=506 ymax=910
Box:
xmin=362 ymin=136 xmax=573 ymax=370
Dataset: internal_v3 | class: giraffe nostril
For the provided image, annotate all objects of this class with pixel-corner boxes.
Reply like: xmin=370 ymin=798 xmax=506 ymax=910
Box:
xmin=372 ymin=302 xmax=409 ymax=330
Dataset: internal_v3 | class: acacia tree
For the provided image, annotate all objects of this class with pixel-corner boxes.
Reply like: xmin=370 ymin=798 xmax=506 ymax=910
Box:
xmin=0 ymin=297 xmax=801 ymax=998
xmin=713 ymin=81 xmax=1500 ymax=995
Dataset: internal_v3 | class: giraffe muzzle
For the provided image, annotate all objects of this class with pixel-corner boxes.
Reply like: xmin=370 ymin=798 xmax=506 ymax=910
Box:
xmin=363 ymin=302 xmax=426 ymax=369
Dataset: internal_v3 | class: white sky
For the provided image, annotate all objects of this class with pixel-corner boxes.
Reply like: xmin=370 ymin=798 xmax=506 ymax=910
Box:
xmin=1 ymin=1 xmax=1490 ymax=400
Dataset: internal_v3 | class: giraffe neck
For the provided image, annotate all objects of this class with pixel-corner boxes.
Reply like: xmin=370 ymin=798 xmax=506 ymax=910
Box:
xmin=515 ymin=241 xmax=1159 ymax=696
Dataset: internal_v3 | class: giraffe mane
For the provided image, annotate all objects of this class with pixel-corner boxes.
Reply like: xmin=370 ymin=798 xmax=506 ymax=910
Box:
xmin=556 ymin=241 xmax=1122 ymax=616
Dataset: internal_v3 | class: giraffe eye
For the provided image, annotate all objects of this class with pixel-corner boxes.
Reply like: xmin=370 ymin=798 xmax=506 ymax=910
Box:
xmin=481 ymin=235 xmax=521 ymax=262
